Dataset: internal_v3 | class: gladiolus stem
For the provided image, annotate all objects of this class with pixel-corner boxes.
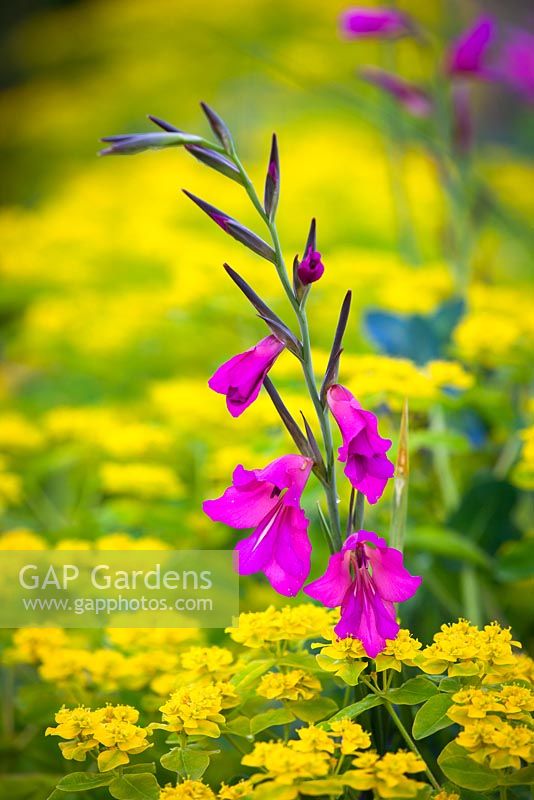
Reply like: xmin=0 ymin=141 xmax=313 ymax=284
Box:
xmin=229 ymin=146 xmax=343 ymax=551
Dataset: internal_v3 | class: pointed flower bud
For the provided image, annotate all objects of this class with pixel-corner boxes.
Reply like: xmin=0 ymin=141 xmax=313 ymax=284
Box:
xmin=264 ymin=134 xmax=280 ymax=220
xmin=200 ymin=102 xmax=234 ymax=152
xmin=446 ymin=16 xmax=497 ymax=80
xmin=99 ymin=131 xmax=212 ymax=156
xmin=340 ymin=7 xmax=415 ymax=40
xmin=297 ymin=247 xmax=325 ymax=285
xmin=183 ymin=191 xmax=275 ymax=263
xmin=360 ymin=67 xmax=433 ymax=118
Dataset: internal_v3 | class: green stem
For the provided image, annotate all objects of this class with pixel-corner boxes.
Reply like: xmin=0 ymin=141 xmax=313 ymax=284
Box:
xmin=361 ymin=677 xmax=440 ymax=791
xmin=383 ymin=700 xmax=441 ymax=791
xmin=231 ymin=149 xmax=343 ymax=550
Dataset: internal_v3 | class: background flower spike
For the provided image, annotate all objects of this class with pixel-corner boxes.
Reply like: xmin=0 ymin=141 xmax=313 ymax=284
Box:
xmin=320 ymin=289 xmax=352 ymax=402
xmin=264 ymin=133 xmax=280 ymax=221
xmin=200 ymin=101 xmax=234 ymax=153
xmin=183 ymin=191 xmax=276 ymax=262
xmin=390 ymin=398 xmax=409 ymax=553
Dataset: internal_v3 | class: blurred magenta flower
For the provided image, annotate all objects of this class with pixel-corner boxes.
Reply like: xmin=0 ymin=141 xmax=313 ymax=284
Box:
xmin=360 ymin=66 xmax=433 ymax=117
xmin=340 ymin=7 xmax=413 ymax=39
xmin=446 ymin=16 xmax=496 ymax=79
xmin=327 ymin=384 xmax=394 ymax=504
xmin=203 ymin=455 xmax=313 ymax=596
xmin=297 ymin=247 xmax=325 ymax=285
xmin=305 ymin=530 xmax=421 ymax=657
xmin=208 ymin=334 xmax=284 ymax=417
xmin=499 ymin=30 xmax=534 ymax=102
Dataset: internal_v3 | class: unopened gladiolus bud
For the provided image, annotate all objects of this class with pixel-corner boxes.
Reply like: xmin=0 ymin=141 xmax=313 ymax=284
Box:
xmin=200 ymin=101 xmax=234 ymax=152
xmin=183 ymin=190 xmax=276 ymax=262
xmin=297 ymin=247 xmax=325 ymax=285
xmin=340 ymin=7 xmax=414 ymax=40
xmin=264 ymin=134 xmax=280 ymax=220
xmin=360 ymin=67 xmax=433 ymax=118
xmin=446 ymin=16 xmax=497 ymax=80
xmin=99 ymin=131 xmax=209 ymax=156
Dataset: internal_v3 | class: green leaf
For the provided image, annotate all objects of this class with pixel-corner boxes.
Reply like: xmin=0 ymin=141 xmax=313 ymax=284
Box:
xmin=286 ymin=696 xmax=338 ymax=723
xmin=322 ymin=694 xmax=382 ymax=724
xmin=56 ymin=772 xmax=113 ymax=791
xmin=501 ymin=764 xmax=534 ymax=785
xmin=406 ymin=527 xmax=492 ymax=568
xmin=385 ymin=677 xmax=439 ymax=705
xmin=497 ymin=538 xmax=534 ymax=582
xmin=335 ymin=660 xmax=367 ymax=686
xmin=231 ymin=659 xmax=275 ymax=691
xmin=108 ymin=773 xmax=160 ymax=800
xmin=277 ymin=653 xmax=321 ymax=671
xmin=123 ymin=762 xmax=156 ymax=774
xmin=222 ymin=715 xmax=251 ymax=737
xmin=0 ymin=774 xmax=63 ymax=800
xmin=437 ymin=742 xmax=499 ymax=791
xmin=250 ymin=708 xmax=295 ymax=735
xmin=412 ymin=694 xmax=454 ymax=739
xmin=160 ymin=747 xmax=210 ymax=779
xmin=439 ymin=677 xmax=465 ymax=693
xmin=298 ymin=778 xmax=345 ymax=795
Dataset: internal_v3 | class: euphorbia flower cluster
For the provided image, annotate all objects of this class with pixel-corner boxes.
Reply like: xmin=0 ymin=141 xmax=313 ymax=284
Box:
xmin=101 ymin=104 xmax=421 ymax=658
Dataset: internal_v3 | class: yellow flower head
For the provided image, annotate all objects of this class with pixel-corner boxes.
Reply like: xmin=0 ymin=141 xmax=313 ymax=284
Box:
xmin=242 ymin=741 xmax=329 ymax=783
xmin=6 ymin=626 xmax=69 ymax=665
xmin=292 ymin=725 xmax=335 ymax=754
xmin=160 ymin=782 xmax=215 ymax=800
xmin=158 ymin=683 xmax=225 ymax=738
xmin=257 ymin=669 xmax=321 ymax=702
xmin=328 ymin=720 xmax=372 ymax=755
xmin=448 ymin=688 xmax=505 ymax=725
xmin=180 ymin=646 xmax=233 ymax=678
xmin=225 ymin=606 xmax=283 ymax=648
xmin=375 ymin=629 xmax=422 ymax=673
xmin=217 ymin=779 xmax=254 ymax=800
xmin=46 ymin=706 xmax=98 ymax=740
xmin=457 ymin=717 xmax=534 ymax=770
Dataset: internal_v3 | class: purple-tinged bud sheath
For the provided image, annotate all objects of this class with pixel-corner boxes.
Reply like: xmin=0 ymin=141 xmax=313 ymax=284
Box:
xmin=297 ymin=247 xmax=325 ymax=285
xmin=340 ymin=7 xmax=414 ymax=39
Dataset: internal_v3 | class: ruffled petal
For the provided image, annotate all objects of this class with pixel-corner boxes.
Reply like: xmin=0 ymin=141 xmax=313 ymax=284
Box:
xmin=304 ymin=551 xmax=352 ymax=607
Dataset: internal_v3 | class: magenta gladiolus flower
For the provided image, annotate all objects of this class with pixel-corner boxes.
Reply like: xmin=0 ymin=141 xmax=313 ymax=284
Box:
xmin=446 ymin=16 xmax=496 ymax=79
xmin=360 ymin=67 xmax=433 ymax=118
xmin=327 ymin=384 xmax=394 ymax=504
xmin=208 ymin=334 xmax=285 ymax=417
xmin=297 ymin=247 xmax=325 ymax=285
xmin=341 ymin=7 xmax=413 ymax=39
xmin=203 ymin=455 xmax=313 ymax=596
xmin=305 ymin=530 xmax=421 ymax=657
xmin=499 ymin=30 xmax=534 ymax=103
